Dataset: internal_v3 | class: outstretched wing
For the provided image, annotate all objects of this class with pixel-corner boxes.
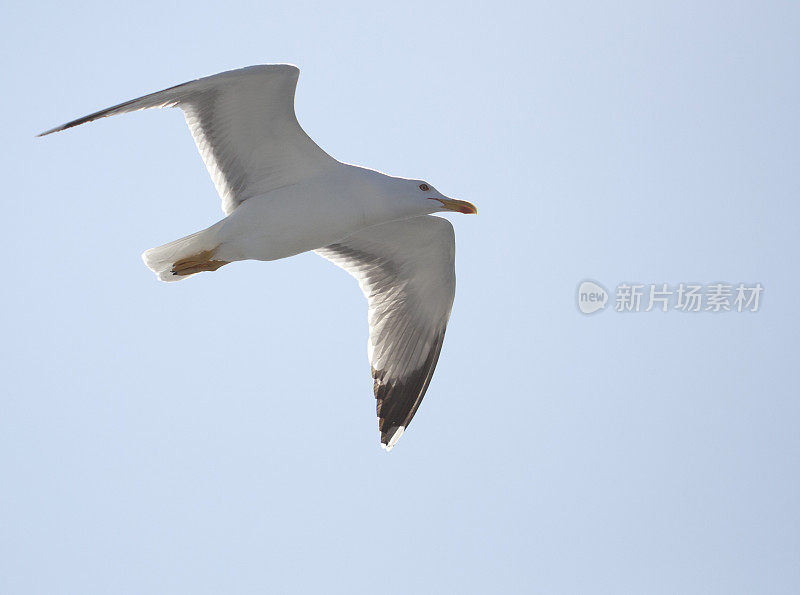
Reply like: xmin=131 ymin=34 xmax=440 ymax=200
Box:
xmin=316 ymin=215 xmax=456 ymax=450
xmin=38 ymin=65 xmax=337 ymax=214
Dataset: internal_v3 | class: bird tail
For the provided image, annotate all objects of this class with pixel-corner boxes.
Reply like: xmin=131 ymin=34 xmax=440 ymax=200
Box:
xmin=142 ymin=225 xmax=229 ymax=282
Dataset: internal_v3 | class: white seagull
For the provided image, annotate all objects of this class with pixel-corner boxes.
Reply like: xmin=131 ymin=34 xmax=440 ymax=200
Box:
xmin=38 ymin=64 xmax=477 ymax=451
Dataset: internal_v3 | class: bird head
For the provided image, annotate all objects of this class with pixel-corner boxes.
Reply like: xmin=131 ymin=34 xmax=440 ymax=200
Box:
xmin=412 ymin=180 xmax=477 ymax=215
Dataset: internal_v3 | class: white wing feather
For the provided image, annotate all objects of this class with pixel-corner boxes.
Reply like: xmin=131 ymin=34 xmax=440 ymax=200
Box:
xmin=316 ymin=215 xmax=456 ymax=450
xmin=38 ymin=65 xmax=337 ymax=214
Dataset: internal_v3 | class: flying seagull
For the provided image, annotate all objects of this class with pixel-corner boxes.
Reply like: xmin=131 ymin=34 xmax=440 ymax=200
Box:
xmin=38 ymin=64 xmax=477 ymax=451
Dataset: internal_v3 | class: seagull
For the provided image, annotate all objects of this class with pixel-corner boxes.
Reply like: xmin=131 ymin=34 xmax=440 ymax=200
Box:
xmin=38 ymin=65 xmax=477 ymax=451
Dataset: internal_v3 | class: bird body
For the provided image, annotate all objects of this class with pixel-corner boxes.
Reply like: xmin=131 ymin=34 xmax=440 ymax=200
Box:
xmin=162 ymin=164 xmax=444 ymax=271
xmin=39 ymin=64 xmax=476 ymax=450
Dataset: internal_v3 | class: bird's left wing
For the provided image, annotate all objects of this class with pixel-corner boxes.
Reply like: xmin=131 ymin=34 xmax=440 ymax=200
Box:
xmin=38 ymin=65 xmax=337 ymax=214
xmin=315 ymin=215 xmax=456 ymax=450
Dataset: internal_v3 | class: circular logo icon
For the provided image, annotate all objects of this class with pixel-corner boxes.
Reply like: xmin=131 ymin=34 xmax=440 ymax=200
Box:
xmin=577 ymin=280 xmax=608 ymax=314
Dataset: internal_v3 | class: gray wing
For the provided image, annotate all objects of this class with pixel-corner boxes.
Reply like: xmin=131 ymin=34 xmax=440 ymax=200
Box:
xmin=38 ymin=64 xmax=337 ymax=214
xmin=316 ymin=216 xmax=456 ymax=450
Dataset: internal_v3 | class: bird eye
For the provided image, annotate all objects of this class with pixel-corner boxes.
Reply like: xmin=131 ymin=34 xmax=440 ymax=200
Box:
xmin=419 ymin=183 xmax=429 ymax=191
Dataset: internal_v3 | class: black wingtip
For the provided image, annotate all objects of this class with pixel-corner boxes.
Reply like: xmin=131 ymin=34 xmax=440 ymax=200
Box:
xmin=380 ymin=426 xmax=405 ymax=451
xmin=37 ymin=114 xmax=100 ymax=138
xmin=36 ymin=126 xmax=62 ymax=138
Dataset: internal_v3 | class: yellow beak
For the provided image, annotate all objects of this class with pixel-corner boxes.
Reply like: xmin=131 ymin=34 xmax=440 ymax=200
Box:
xmin=431 ymin=198 xmax=478 ymax=214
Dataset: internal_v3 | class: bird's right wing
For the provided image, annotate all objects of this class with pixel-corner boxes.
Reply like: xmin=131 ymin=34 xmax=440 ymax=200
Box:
xmin=315 ymin=215 xmax=456 ymax=450
xmin=38 ymin=65 xmax=338 ymax=214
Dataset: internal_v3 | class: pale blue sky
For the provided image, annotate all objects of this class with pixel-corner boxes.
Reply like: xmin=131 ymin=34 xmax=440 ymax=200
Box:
xmin=3 ymin=1 xmax=799 ymax=593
